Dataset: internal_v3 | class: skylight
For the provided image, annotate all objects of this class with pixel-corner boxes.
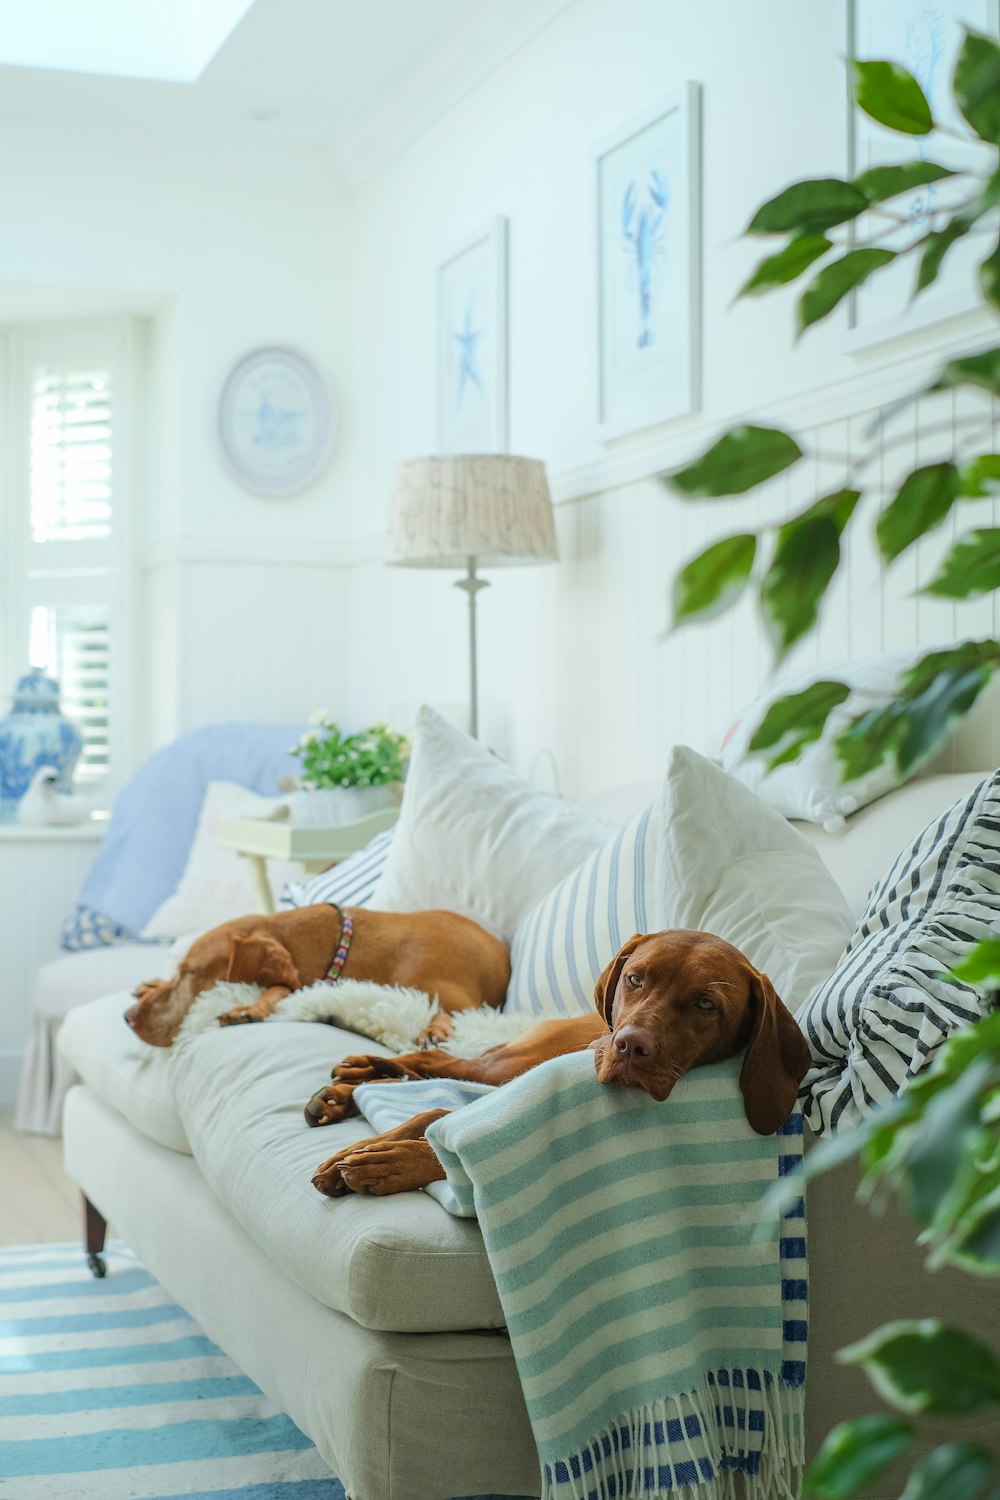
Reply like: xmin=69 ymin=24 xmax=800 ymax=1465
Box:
xmin=0 ymin=0 xmax=258 ymax=82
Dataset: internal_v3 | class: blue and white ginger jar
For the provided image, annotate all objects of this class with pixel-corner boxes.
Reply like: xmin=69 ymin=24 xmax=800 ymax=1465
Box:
xmin=0 ymin=668 xmax=84 ymax=823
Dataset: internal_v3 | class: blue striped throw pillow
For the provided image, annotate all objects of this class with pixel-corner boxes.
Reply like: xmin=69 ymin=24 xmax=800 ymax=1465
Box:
xmin=504 ymin=806 xmax=657 ymax=1017
xmin=278 ymin=828 xmax=394 ymax=911
xmin=800 ymin=769 xmax=1000 ymax=1134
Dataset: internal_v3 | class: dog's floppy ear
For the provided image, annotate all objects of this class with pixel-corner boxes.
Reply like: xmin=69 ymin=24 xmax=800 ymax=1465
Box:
xmin=594 ymin=934 xmax=645 ymax=1026
xmin=738 ymin=968 xmax=811 ymax=1135
xmin=225 ymin=932 xmax=302 ymax=992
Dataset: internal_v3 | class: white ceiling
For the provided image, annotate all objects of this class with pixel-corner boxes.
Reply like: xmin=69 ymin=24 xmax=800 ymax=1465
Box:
xmin=0 ymin=0 xmax=576 ymax=186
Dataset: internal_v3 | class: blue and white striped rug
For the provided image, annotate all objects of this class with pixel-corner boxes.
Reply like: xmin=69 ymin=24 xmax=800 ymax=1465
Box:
xmin=0 ymin=1241 xmax=528 ymax=1500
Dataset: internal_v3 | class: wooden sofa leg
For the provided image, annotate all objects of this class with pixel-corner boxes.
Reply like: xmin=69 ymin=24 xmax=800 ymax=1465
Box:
xmin=84 ymin=1195 xmax=108 ymax=1278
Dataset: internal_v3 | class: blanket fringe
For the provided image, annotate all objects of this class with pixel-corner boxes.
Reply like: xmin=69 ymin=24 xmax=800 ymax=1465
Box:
xmin=540 ymin=1372 xmax=802 ymax=1500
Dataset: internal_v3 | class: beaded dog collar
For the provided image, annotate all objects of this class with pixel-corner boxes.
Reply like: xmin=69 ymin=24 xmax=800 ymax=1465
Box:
xmin=322 ymin=908 xmax=354 ymax=983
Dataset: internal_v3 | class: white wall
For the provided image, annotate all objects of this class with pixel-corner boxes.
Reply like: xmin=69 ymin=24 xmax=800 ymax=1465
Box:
xmin=341 ymin=0 xmax=999 ymax=797
xmin=0 ymin=156 xmax=356 ymax=758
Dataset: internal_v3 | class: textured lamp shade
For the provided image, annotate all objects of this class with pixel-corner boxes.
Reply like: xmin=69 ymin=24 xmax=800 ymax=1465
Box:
xmin=385 ymin=455 xmax=557 ymax=568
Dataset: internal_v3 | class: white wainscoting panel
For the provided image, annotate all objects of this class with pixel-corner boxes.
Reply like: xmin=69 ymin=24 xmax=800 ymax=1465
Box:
xmin=0 ymin=826 xmax=104 ymax=1104
xmin=348 ymin=387 xmax=1000 ymax=800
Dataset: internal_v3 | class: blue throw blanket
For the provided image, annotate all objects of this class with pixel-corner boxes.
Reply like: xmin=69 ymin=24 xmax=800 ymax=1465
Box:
xmin=356 ymin=1054 xmax=806 ymax=1500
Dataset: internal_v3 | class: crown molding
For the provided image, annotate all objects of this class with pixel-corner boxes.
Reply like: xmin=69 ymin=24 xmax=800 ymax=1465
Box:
xmin=335 ymin=0 xmax=578 ymax=187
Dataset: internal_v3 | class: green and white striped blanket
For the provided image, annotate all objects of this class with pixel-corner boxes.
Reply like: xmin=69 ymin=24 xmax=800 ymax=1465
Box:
xmin=355 ymin=1052 xmax=806 ymax=1500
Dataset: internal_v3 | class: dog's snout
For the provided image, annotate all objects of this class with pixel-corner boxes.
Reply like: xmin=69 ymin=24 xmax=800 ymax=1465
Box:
xmin=123 ymin=1002 xmax=140 ymax=1030
xmin=613 ymin=1025 xmax=655 ymax=1064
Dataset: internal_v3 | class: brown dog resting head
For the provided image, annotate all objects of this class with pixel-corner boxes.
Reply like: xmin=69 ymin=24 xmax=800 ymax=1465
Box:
xmin=126 ymin=924 xmax=303 ymax=1048
xmin=590 ymin=929 xmax=810 ymax=1135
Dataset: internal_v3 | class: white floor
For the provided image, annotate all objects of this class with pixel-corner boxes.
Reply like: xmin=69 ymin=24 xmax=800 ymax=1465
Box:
xmin=0 ymin=1107 xmax=84 ymax=1246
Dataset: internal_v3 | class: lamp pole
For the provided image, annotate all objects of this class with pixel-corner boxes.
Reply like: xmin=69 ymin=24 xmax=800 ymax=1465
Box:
xmin=453 ymin=556 xmax=490 ymax=739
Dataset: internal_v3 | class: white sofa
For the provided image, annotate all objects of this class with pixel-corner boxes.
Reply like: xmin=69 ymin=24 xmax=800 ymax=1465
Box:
xmin=57 ymin=770 xmax=1000 ymax=1500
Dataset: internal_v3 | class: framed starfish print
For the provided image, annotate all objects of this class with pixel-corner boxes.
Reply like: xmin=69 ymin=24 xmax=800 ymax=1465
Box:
xmin=437 ymin=217 xmax=508 ymax=454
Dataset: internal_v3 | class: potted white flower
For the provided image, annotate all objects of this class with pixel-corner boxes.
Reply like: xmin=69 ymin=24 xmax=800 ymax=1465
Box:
xmin=288 ymin=716 xmax=410 ymax=827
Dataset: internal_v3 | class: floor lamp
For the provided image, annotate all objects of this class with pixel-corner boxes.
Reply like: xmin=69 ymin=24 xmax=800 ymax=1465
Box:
xmin=385 ymin=455 xmax=557 ymax=739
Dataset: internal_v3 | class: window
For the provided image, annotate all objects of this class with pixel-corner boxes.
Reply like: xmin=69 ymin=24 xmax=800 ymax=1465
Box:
xmin=1 ymin=320 xmax=137 ymax=797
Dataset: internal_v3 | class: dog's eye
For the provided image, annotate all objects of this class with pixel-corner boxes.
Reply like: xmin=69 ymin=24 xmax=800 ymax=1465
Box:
xmin=625 ymin=972 xmax=642 ymax=988
xmin=694 ymin=995 xmax=716 ymax=1012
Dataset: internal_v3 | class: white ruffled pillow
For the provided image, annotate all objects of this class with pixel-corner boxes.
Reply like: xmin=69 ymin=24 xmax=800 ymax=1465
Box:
xmin=706 ymin=651 xmax=930 ymax=832
xmin=143 ymin=782 xmax=301 ymax=939
xmin=370 ymin=707 xmax=608 ymax=943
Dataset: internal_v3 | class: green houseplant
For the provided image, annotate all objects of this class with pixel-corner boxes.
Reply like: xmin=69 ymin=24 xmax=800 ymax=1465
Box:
xmin=661 ymin=29 xmax=1000 ymax=1500
xmin=289 ymin=716 xmax=409 ymax=827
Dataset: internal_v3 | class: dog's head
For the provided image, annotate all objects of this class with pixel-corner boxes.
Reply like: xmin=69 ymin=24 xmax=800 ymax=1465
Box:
xmin=591 ymin=929 xmax=809 ymax=1135
xmin=125 ymin=925 xmax=301 ymax=1047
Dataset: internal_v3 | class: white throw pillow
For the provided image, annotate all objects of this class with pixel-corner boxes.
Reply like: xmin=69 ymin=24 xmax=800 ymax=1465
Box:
xmin=706 ymin=650 xmax=936 ymax=831
xmin=658 ymin=747 xmax=854 ymax=1014
xmin=370 ymin=707 xmax=609 ymax=942
xmin=505 ymin=805 xmax=658 ymax=1017
xmin=142 ymin=782 xmax=302 ymax=939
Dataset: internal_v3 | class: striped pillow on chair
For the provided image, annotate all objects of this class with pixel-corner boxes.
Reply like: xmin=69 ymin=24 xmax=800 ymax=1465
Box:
xmin=504 ymin=806 xmax=657 ymax=1018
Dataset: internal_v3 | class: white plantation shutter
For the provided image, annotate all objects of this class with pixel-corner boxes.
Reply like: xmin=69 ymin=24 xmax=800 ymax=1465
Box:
xmin=1 ymin=320 xmax=137 ymax=802
xmin=29 ymin=605 xmax=112 ymax=781
xmin=30 ymin=366 xmax=113 ymax=543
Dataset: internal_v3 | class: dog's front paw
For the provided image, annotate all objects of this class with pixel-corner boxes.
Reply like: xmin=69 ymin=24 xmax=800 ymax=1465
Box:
xmin=334 ymin=1139 xmax=442 ymax=1196
xmin=311 ymin=1151 xmax=355 ymax=1197
xmin=416 ymin=1012 xmax=453 ymax=1047
xmin=304 ymin=1082 xmax=357 ymax=1127
xmin=332 ymin=1054 xmax=411 ymax=1084
xmin=217 ymin=1006 xmax=254 ymax=1027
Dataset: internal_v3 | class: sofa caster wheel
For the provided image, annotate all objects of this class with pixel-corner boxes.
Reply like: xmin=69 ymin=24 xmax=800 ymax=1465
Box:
xmin=87 ymin=1252 xmax=107 ymax=1279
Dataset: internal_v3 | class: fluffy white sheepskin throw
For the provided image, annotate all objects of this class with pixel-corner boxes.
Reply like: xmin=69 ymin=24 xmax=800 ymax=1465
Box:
xmin=173 ymin=978 xmax=534 ymax=1057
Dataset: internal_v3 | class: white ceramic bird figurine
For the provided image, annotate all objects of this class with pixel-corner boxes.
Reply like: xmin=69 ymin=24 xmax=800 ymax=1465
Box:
xmin=18 ymin=767 xmax=100 ymax=826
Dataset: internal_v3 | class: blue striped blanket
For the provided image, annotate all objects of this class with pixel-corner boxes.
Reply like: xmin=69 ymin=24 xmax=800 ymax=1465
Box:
xmin=356 ymin=1054 xmax=806 ymax=1500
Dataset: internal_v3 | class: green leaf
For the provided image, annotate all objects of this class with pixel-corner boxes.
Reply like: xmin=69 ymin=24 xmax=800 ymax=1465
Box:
xmin=932 ymin=347 xmax=1000 ymax=399
xmin=854 ymin=161 xmax=955 ymax=203
xmin=899 ymin=1441 xmax=996 ymax=1500
xmin=803 ymin=1413 xmax=914 ymax=1499
xmin=916 ymin=215 xmax=976 ymax=295
xmin=951 ymin=1187 xmax=1000 ymax=1274
xmin=981 ymin=165 xmax=1000 ymax=214
xmin=664 ymin=426 xmax=803 ymax=497
xmin=748 ymin=679 xmax=850 ymax=770
xmin=839 ymin=1319 xmax=1000 ymax=1415
xmin=981 ymin=234 xmax=1000 ymax=314
xmin=851 ymin=59 xmax=933 ymax=134
xmin=951 ymin=940 xmax=1000 ymax=985
xmin=959 ymin=455 xmax=1000 ymax=498
xmin=925 ymin=529 xmax=1000 ymax=599
xmin=739 ymin=235 xmax=832 ymax=296
xmin=761 ymin=491 xmax=860 ymax=659
xmin=672 ymin=534 xmax=756 ymax=625
xmin=954 ymin=29 xmax=1000 ymax=145
xmin=747 ymin=178 xmax=869 ymax=235
xmin=877 ymin=462 xmax=960 ymax=561
xmin=898 ymin=1056 xmax=993 ymax=1227
xmin=799 ymin=248 xmax=896 ymax=333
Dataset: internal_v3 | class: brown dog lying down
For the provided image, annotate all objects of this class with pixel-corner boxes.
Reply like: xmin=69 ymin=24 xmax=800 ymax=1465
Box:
xmin=307 ymin=929 xmax=810 ymax=1199
xmin=125 ymin=904 xmax=510 ymax=1048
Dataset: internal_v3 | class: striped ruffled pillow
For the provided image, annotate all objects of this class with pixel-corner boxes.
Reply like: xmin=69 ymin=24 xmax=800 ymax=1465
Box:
xmin=800 ymin=769 xmax=1000 ymax=1134
xmin=504 ymin=806 xmax=657 ymax=1018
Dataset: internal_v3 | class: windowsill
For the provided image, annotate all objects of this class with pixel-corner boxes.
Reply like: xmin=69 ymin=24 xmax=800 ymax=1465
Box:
xmin=0 ymin=820 xmax=107 ymax=842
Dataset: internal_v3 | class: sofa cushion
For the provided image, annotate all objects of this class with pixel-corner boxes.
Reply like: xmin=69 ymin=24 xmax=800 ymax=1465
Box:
xmin=170 ymin=1019 xmax=504 ymax=1334
xmin=58 ymin=989 xmax=190 ymax=1155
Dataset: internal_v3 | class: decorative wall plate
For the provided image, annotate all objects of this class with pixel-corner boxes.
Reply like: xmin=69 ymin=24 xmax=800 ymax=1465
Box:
xmin=217 ymin=347 xmax=336 ymax=497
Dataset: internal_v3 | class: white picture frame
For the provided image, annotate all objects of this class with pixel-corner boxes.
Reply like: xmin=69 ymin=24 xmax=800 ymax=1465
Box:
xmin=841 ymin=0 xmax=1000 ymax=352
xmin=595 ymin=82 xmax=701 ymax=443
xmin=436 ymin=217 xmax=508 ymax=454
xmin=217 ymin=346 xmax=336 ymax=497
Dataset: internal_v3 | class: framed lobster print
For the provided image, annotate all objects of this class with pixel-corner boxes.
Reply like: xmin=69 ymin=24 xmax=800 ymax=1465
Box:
xmin=595 ymin=83 xmax=701 ymax=442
